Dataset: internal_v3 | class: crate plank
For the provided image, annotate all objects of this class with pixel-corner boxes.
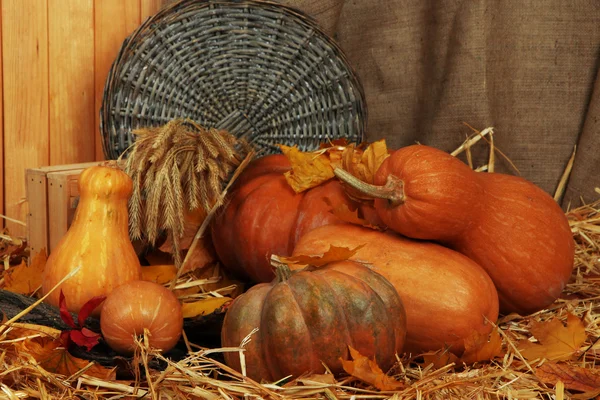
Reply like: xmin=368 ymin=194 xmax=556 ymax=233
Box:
xmin=26 ymin=162 xmax=103 ymax=254
xmin=0 ymin=7 xmax=4 ymax=228
xmin=25 ymin=169 xmax=49 ymax=255
xmin=94 ymin=0 xmax=141 ymax=161
xmin=1 ymin=0 xmax=50 ymax=237
xmin=48 ymin=0 xmax=95 ymax=166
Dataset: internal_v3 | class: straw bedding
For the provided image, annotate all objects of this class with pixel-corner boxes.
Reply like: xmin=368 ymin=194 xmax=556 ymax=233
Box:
xmin=1 ymin=129 xmax=599 ymax=400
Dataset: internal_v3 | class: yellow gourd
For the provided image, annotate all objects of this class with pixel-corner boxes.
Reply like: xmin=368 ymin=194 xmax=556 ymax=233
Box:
xmin=41 ymin=164 xmax=142 ymax=316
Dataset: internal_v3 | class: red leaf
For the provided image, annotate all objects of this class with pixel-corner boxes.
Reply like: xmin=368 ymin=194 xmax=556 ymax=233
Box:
xmin=77 ymin=296 xmax=106 ymax=327
xmin=58 ymin=290 xmax=76 ymax=329
xmin=69 ymin=329 xmax=101 ymax=351
xmin=80 ymin=327 xmax=99 ymax=338
xmin=59 ymin=330 xmax=71 ymax=348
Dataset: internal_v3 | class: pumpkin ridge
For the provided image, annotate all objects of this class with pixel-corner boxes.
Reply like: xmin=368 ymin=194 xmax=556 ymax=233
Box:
xmin=316 ymin=266 xmax=398 ymax=365
xmin=261 ymin=278 xmax=314 ymax=379
xmin=286 ymin=270 xmax=354 ymax=373
xmin=320 ymin=263 xmax=406 ymax=358
xmin=309 ymin=269 xmax=360 ymax=361
xmin=222 ymin=284 xmax=274 ymax=381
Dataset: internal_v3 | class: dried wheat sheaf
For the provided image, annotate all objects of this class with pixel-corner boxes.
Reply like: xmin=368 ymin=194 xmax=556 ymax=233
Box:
xmin=121 ymin=119 xmax=249 ymax=266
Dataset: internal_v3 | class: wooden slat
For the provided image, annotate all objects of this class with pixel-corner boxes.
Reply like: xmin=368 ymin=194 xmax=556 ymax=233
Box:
xmin=25 ymin=161 xmax=102 ymax=256
xmin=2 ymin=0 xmax=49 ymax=237
xmin=26 ymin=169 xmax=49 ymax=255
xmin=48 ymin=0 xmax=95 ymax=166
xmin=29 ymin=161 xmax=103 ymax=175
xmin=94 ymin=0 xmax=141 ymax=161
xmin=47 ymin=172 xmax=70 ymax=252
xmin=0 ymin=1 xmax=4 ymax=229
xmin=141 ymin=0 xmax=167 ymax=21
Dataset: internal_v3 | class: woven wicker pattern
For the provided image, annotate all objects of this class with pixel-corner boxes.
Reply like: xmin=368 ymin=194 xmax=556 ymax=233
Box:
xmin=100 ymin=0 xmax=367 ymax=160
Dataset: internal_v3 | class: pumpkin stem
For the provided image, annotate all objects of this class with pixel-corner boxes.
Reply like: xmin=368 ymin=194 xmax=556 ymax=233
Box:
xmin=334 ymin=168 xmax=406 ymax=206
xmin=274 ymin=263 xmax=293 ymax=283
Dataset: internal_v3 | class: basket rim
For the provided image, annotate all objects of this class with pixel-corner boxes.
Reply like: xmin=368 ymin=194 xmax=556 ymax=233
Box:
xmin=99 ymin=0 xmax=368 ymax=160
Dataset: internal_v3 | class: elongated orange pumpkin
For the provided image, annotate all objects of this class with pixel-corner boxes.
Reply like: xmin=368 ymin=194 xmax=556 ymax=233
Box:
xmin=41 ymin=164 xmax=142 ymax=316
xmin=221 ymin=261 xmax=407 ymax=381
xmin=335 ymin=144 xmax=575 ymax=315
xmin=211 ymin=154 xmax=357 ymax=283
xmin=292 ymin=223 xmax=499 ymax=354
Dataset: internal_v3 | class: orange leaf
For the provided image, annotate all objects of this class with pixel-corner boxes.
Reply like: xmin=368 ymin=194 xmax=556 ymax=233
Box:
xmin=326 ymin=201 xmax=380 ymax=230
xmin=341 ymin=346 xmax=403 ymax=391
xmin=3 ymin=249 xmax=47 ymax=295
xmin=338 ymin=140 xmax=390 ymax=202
xmin=180 ymin=235 xmax=217 ymax=274
xmin=2 ymin=320 xmax=61 ymax=341
xmin=278 ymin=245 xmax=365 ymax=267
xmin=159 ymin=207 xmax=207 ymax=252
xmin=141 ymin=265 xmax=177 ymax=284
xmin=279 ymin=145 xmax=335 ymax=193
xmin=341 ymin=140 xmax=389 ymax=185
xmin=518 ymin=314 xmax=587 ymax=361
xmin=181 ymin=297 xmax=232 ymax=318
xmin=536 ymin=362 xmax=600 ymax=393
xmin=421 ymin=350 xmax=459 ymax=370
xmin=22 ymin=337 xmax=116 ymax=379
xmin=460 ymin=329 xmax=504 ymax=365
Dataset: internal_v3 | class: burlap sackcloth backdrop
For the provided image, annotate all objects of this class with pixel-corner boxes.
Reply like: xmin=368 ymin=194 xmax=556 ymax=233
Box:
xmin=278 ymin=0 xmax=600 ymax=209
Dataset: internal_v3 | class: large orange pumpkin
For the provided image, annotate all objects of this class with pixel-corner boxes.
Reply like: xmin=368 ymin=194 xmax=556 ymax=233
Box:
xmin=292 ymin=223 xmax=499 ymax=354
xmin=211 ymin=154 xmax=357 ymax=282
xmin=336 ymin=144 xmax=575 ymax=315
xmin=221 ymin=261 xmax=407 ymax=382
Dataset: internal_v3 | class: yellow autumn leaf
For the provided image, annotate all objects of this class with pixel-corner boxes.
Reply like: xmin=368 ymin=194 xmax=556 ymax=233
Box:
xmin=21 ymin=336 xmax=115 ymax=380
xmin=279 ymin=144 xmax=335 ymax=193
xmin=343 ymin=139 xmax=389 ymax=185
xmin=141 ymin=265 xmax=177 ymax=284
xmin=536 ymin=362 xmax=600 ymax=393
xmin=278 ymin=245 xmax=365 ymax=267
xmin=3 ymin=248 xmax=47 ymax=295
xmin=517 ymin=313 xmax=587 ymax=361
xmin=181 ymin=297 xmax=232 ymax=319
xmin=460 ymin=329 xmax=504 ymax=365
xmin=341 ymin=346 xmax=403 ymax=391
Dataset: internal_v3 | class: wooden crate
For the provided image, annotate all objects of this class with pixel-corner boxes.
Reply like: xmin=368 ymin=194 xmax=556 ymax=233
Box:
xmin=25 ymin=162 xmax=104 ymax=255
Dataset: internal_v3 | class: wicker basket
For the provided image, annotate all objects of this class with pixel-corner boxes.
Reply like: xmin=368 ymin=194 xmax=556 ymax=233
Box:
xmin=100 ymin=0 xmax=367 ymax=160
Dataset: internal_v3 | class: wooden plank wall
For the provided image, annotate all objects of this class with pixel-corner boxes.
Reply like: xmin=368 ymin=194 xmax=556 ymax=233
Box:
xmin=0 ymin=0 xmax=170 ymax=236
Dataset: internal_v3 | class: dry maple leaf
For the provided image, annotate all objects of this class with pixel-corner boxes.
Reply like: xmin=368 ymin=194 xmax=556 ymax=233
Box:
xmin=325 ymin=200 xmax=382 ymax=230
xmin=22 ymin=336 xmax=115 ymax=379
xmin=2 ymin=248 xmax=47 ymax=295
xmin=421 ymin=349 xmax=459 ymax=370
xmin=518 ymin=313 xmax=587 ymax=361
xmin=460 ymin=329 xmax=504 ymax=365
xmin=536 ymin=362 xmax=600 ymax=393
xmin=141 ymin=265 xmax=177 ymax=284
xmin=279 ymin=144 xmax=335 ymax=193
xmin=341 ymin=346 xmax=403 ymax=391
xmin=278 ymin=245 xmax=365 ymax=267
xmin=341 ymin=139 xmax=389 ymax=185
xmin=421 ymin=329 xmax=504 ymax=369
xmin=158 ymin=207 xmax=207 ymax=252
xmin=337 ymin=140 xmax=390 ymax=202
